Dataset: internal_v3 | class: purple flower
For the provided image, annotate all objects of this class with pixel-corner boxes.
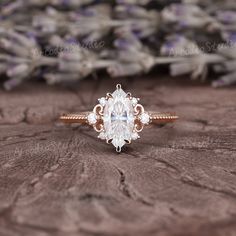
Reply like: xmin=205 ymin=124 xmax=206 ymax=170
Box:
xmin=224 ymin=32 xmax=236 ymax=43
xmin=65 ymin=37 xmax=78 ymax=44
xmin=61 ymin=0 xmax=69 ymax=6
xmin=114 ymin=39 xmax=130 ymax=50
xmin=216 ymin=11 xmax=236 ymax=24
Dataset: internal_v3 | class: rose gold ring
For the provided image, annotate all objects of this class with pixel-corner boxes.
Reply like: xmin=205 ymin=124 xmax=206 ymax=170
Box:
xmin=60 ymin=84 xmax=178 ymax=152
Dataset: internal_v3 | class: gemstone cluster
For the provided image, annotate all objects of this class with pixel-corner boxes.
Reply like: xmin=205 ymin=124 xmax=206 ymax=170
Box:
xmin=88 ymin=84 xmax=150 ymax=152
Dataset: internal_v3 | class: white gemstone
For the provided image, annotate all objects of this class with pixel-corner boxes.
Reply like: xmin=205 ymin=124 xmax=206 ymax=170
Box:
xmin=87 ymin=113 xmax=97 ymax=125
xmin=132 ymin=97 xmax=138 ymax=106
xmin=98 ymin=97 xmax=107 ymax=106
xmin=140 ymin=113 xmax=150 ymax=124
xmin=98 ymin=132 xmax=106 ymax=140
xmin=103 ymin=86 xmax=135 ymax=151
xmin=131 ymin=132 xmax=140 ymax=140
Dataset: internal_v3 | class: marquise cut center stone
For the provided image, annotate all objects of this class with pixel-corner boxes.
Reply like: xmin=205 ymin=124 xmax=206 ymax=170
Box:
xmin=103 ymin=88 xmax=135 ymax=150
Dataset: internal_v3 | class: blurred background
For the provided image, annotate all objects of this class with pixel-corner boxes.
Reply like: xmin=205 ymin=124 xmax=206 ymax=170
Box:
xmin=1 ymin=0 xmax=236 ymax=90
xmin=1 ymin=2 xmax=236 ymax=236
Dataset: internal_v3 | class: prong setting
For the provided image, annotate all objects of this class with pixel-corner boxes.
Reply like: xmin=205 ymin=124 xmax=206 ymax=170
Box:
xmin=126 ymin=92 xmax=132 ymax=99
xmin=125 ymin=139 xmax=131 ymax=144
xmin=88 ymin=84 xmax=154 ymax=152
xmin=116 ymin=146 xmax=122 ymax=153
xmin=116 ymin=84 xmax=122 ymax=89
xmin=61 ymin=85 xmax=177 ymax=152
xmin=107 ymin=139 xmax=113 ymax=144
xmin=106 ymin=93 xmax=113 ymax=99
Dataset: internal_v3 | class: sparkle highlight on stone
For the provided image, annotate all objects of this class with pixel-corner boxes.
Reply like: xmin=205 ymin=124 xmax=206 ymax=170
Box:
xmin=140 ymin=113 xmax=150 ymax=124
xmin=102 ymin=86 xmax=136 ymax=152
xmin=98 ymin=97 xmax=107 ymax=106
xmin=93 ymin=84 xmax=149 ymax=152
xmin=87 ymin=112 xmax=97 ymax=125
xmin=132 ymin=97 xmax=138 ymax=106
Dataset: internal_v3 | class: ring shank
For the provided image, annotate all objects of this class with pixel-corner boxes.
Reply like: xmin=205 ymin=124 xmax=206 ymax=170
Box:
xmin=149 ymin=112 xmax=178 ymax=124
xmin=60 ymin=112 xmax=178 ymax=125
xmin=60 ymin=112 xmax=89 ymax=124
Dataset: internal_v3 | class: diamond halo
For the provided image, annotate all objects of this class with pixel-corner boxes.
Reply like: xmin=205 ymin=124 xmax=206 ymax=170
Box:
xmin=87 ymin=84 xmax=150 ymax=152
xmin=60 ymin=85 xmax=178 ymax=152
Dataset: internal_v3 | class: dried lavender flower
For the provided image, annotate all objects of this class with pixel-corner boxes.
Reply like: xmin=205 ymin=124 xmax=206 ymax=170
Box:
xmin=1 ymin=0 xmax=236 ymax=89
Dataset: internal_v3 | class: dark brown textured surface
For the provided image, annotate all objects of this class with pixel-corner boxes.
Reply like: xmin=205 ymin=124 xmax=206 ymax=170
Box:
xmin=0 ymin=77 xmax=236 ymax=236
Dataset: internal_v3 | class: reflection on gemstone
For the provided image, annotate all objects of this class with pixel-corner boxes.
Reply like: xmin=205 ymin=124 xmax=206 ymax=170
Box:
xmin=87 ymin=112 xmax=97 ymax=125
xmin=102 ymin=86 xmax=137 ymax=151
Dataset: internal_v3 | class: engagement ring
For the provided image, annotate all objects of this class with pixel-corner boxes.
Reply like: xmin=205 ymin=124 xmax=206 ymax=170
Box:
xmin=60 ymin=84 xmax=178 ymax=152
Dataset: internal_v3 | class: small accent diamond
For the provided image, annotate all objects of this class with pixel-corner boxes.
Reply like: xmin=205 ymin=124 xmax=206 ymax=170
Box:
xmin=92 ymin=85 xmax=150 ymax=152
xmin=131 ymin=132 xmax=140 ymax=140
xmin=98 ymin=97 xmax=107 ymax=106
xmin=140 ymin=113 xmax=150 ymax=124
xmin=98 ymin=132 xmax=106 ymax=140
xmin=87 ymin=113 xmax=97 ymax=125
xmin=132 ymin=97 xmax=138 ymax=106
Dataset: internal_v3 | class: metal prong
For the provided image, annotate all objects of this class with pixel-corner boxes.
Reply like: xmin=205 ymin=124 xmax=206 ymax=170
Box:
xmin=106 ymin=93 xmax=113 ymax=99
xmin=116 ymin=146 xmax=122 ymax=153
xmin=107 ymin=139 xmax=113 ymax=144
xmin=116 ymin=84 xmax=122 ymax=89
xmin=125 ymin=139 xmax=131 ymax=144
xmin=126 ymin=92 xmax=132 ymax=99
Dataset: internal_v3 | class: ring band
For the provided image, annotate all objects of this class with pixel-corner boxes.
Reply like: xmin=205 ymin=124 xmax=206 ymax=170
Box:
xmin=60 ymin=112 xmax=178 ymax=125
xmin=60 ymin=84 xmax=178 ymax=152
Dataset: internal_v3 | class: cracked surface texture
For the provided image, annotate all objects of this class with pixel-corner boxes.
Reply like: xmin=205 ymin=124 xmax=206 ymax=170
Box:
xmin=0 ymin=77 xmax=236 ymax=236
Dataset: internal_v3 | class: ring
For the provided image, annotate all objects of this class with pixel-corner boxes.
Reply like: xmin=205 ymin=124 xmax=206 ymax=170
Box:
xmin=60 ymin=84 xmax=178 ymax=152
